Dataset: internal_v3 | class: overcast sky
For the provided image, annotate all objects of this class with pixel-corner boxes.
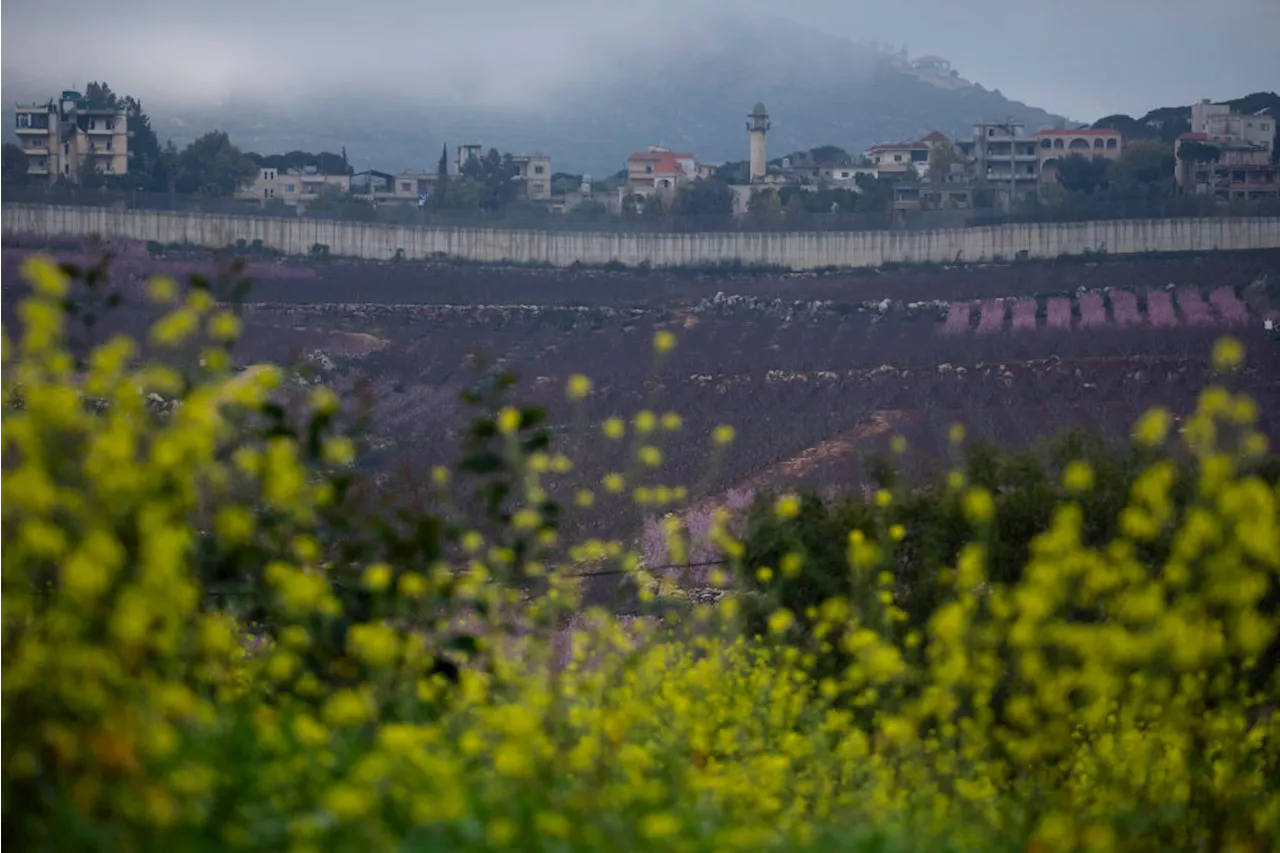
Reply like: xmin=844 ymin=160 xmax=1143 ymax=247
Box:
xmin=3 ymin=0 xmax=1277 ymax=121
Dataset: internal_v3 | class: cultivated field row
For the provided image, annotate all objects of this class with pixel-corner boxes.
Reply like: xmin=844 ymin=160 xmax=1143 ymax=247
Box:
xmin=942 ymin=284 xmax=1272 ymax=336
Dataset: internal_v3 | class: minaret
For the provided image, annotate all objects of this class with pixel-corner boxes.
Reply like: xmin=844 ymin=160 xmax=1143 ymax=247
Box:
xmin=747 ymin=102 xmax=770 ymax=183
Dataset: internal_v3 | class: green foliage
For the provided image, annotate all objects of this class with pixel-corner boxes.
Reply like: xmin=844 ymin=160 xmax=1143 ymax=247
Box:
xmin=809 ymin=145 xmax=852 ymax=165
xmin=176 ymin=131 xmax=259 ymax=196
xmin=1177 ymin=140 xmax=1222 ymax=164
xmin=926 ymin=140 xmax=967 ymax=185
xmin=460 ymin=148 xmax=521 ymax=211
xmin=747 ymin=188 xmax=782 ymax=221
xmin=1 ymin=143 xmax=29 ymax=186
xmin=714 ymin=160 xmax=750 ymax=185
xmin=855 ymin=173 xmax=896 ymax=213
xmin=1054 ymin=154 xmax=1112 ymax=195
xmin=249 ymin=149 xmax=353 ymax=176
xmin=670 ymin=178 xmax=734 ymax=216
xmin=83 ymin=81 xmax=121 ymax=110
xmin=1091 ymin=114 xmax=1154 ymax=141
xmin=739 ymin=425 xmax=1280 ymax=696
xmin=1108 ymin=141 xmax=1175 ymax=197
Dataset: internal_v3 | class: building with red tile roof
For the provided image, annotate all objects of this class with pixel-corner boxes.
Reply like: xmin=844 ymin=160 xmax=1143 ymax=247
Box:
xmin=626 ymin=147 xmax=698 ymax=192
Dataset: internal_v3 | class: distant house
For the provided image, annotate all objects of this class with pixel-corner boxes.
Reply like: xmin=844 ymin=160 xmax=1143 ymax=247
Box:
xmin=390 ymin=172 xmax=439 ymax=205
xmin=1035 ymin=128 xmax=1124 ymax=185
xmin=920 ymin=130 xmax=951 ymax=148
xmin=864 ymin=140 xmax=931 ymax=173
xmin=911 ymin=55 xmax=952 ymax=75
xmin=237 ymin=166 xmax=352 ymax=205
xmin=625 ymin=147 xmax=698 ymax=193
xmin=1174 ymin=132 xmax=1278 ymax=201
xmin=350 ymin=169 xmax=395 ymax=196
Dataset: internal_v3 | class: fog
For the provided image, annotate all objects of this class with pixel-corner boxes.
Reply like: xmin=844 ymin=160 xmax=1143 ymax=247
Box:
xmin=4 ymin=0 xmax=1278 ymax=121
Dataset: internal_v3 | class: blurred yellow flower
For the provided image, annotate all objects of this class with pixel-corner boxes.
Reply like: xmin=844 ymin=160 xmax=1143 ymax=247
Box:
xmin=652 ymin=330 xmax=677 ymax=354
xmin=1062 ymin=460 xmax=1095 ymax=493
xmin=566 ymin=373 xmax=593 ymax=400
xmin=1211 ymin=335 xmax=1244 ymax=372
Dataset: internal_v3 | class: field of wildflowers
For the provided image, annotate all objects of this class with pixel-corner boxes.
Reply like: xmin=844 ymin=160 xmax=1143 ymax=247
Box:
xmin=4 ymin=254 xmax=1279 ymax=852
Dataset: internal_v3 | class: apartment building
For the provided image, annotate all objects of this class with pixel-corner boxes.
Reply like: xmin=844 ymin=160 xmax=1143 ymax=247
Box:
xmin=511 ymin=154 xmax=552 ymax=200
xmin=956 ymin=121 xmax=1040 ymax=204
xmin=1175 ymin=133 xmax=1279 ymax=201
xmin=237 ymin=167 xmax=352 ymax=205
xmin=14 ymin=91 xmax=129 ymax=184
xmin=1035 ymin=128 xmax=1124 ymax=184
xmin=1191 ymin=99 xmax=1275 ymax=156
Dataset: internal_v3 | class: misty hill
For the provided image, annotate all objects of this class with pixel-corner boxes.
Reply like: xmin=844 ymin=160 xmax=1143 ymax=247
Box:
xmin=143 ymin=19 xmax=1066 ymax=176
xmin=1092 ymin=92 xmax=1280 ymax=147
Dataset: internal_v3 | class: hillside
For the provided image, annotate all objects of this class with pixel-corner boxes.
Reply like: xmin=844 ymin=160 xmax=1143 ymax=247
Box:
xmin=1092 ymin=91 xmax=1280 ymax=152
xmin=61 ymin=18 xmax=1066 ymax=176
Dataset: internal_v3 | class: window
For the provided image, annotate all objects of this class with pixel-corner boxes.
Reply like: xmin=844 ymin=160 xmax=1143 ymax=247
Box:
xmin=1264 ymin=124 xmax=1272 ymax=131
xmin=16 ymin=113 xmax=30 ymax=128
xmin=286 ymin=184 xmax=296 ymax=193
xmin=105 ymin=140 xmax=111 ymax=151
xmin=106 ymin=119 xmax=114 ymax=130
xmin=534 ymin=165 xmax=544 ymax=174
xmin=90 ymin=119 xmax=97 ymax=130
xmin=1106 ymin=138 xmax=1118 ymax=149
xmin=1054 ymin=138 xmax=1064 ymax=149
xmin=893 ymin=154 xmax=902 ymax=162
xmin=1040 ymin=139 xmax=1051 ymax=149
xmin=401 ymin=182 xmax=411 ymax=191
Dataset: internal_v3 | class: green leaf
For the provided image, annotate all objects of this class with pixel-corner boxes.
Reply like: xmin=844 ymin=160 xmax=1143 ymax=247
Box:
xmin=459 ymin=452 xmax=503 ymax=474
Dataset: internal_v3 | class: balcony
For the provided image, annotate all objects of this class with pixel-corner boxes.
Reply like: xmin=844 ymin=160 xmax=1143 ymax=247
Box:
xmin=15 ymin=125 xmax=50 ymax=135
xmin=86 ymin=125 xmax=117 ymax=134
xmin=22 ymin=145 xmax=49 ymax=155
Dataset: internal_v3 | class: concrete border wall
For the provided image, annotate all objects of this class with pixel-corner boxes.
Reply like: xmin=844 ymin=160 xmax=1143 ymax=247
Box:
xmin=4 ymin=204 xmax=1279 ymax=270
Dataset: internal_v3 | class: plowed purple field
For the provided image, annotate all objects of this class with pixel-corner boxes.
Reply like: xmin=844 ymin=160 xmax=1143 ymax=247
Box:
xmin=5 ymin=241 xmax=1279 ymax=584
